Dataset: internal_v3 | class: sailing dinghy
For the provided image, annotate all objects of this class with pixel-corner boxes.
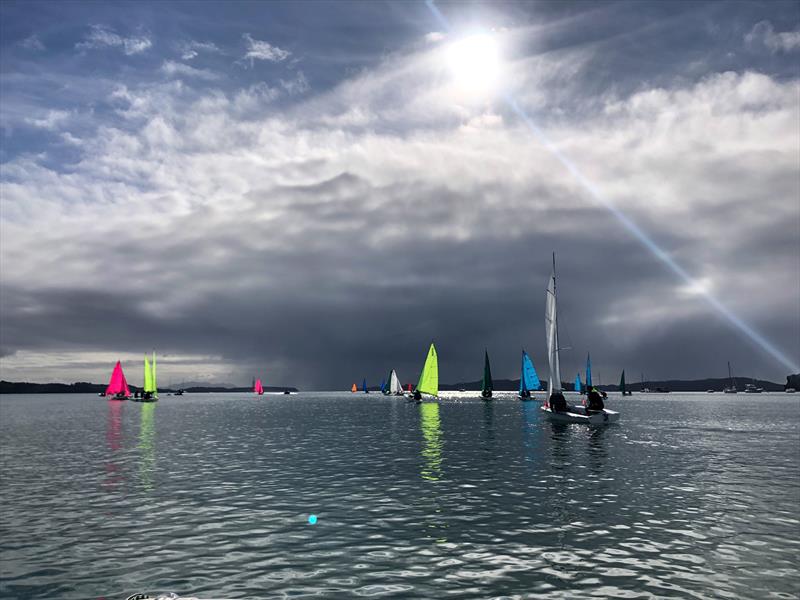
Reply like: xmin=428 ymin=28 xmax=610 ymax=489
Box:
xmin=540 ymin=255 xmax=619 ymax=425
xmin=411 ymin=343 xmax=438 ymax=403
xmin=362 ymin=378 xmax=369 ymax=394
xmin=105 ymin=361 xmax=130 ymax=400
xmin=518 ymin=350 xmax=541 ymax=400
xmin=619 ymin=370 xmax=632 ymax=396
xmin=481 ymin=350 xmax=493 ymax=400
xmin=254 ymin=378 xmax=264 ymax=395
xmin=133 ymin=352 xmax=159 ymax=402
xmin=383 ymin=369 xmax=404 ymax=396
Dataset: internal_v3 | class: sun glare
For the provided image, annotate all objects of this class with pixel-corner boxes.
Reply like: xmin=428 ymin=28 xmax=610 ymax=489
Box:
xmin=446 ymin=33 xmax=501 ymax=95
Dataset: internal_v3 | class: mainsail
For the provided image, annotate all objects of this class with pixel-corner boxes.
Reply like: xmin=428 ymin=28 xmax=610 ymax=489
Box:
xmin=586 ymin=353 xmax=593 ymax=389
xmin=143 ymin=352 xmax=158 ymax=397
xmin=575 ymin=373 xmax=582 ymax=393
xmin=254 ymin=378 xmax=264 ymax=395
xmin=520 ymin=351 xmax=540 ymax=393
xmin=619 ymin=370 xmax=627 ymax=395
xmin=105 ymin=361 xmax=131 ymax=397
xmin=362 ymin=378 xmax=368 ymax=393
xmin=351 ymin=383 xmax=357 ymax=393
xmin=417 ymin=343 xmax=439 ymax=397
xmin=545 ymin=271 xmax=561 ymax=395
xmin=388 ymin=369 xmax=403 ymax=394
xmin=481 ymin=350 xmax=493 ymax=395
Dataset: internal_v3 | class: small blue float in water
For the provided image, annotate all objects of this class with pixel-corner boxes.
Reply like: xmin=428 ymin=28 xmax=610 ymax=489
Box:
xmin=308 ymin=514 xmax=318 ymax=525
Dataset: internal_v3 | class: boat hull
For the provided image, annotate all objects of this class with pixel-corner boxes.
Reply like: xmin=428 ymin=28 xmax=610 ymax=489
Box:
xmin=541 ymin=405 xmax=619 ymax=425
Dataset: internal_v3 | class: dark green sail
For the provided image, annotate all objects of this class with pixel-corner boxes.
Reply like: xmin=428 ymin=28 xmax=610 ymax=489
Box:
xmin=619 ymin=370 xmax=628 ymax=395
xmin=481 ymin=350 xmax=493 ymax=398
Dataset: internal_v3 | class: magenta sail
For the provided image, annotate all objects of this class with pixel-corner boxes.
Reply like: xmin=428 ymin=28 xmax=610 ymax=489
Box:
xmin=105 ymin=361 xmax=131 ymax=398
xmin=254 ymin=378 xmax=264 ymax=395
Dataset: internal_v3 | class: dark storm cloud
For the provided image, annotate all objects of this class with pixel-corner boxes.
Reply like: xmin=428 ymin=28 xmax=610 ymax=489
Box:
xmin=1 ymin=1 xmax=798 ymax=386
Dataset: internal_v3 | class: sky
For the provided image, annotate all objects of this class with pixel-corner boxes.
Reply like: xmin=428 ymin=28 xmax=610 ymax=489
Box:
xmin=1 ymin=0 xmax=798 ymax=389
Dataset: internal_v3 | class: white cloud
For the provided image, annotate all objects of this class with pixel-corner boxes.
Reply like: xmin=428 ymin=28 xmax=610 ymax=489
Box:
xmin=76 ymin=25 xmax=152 ymax=55
xmin=241 ymin=33 xmax=290 ymax=65
xmin=745 ymin=20 xmax=800 ymax=54
xmin=25 ymin=109 xmax=71 ymax=130
xmin=425 ymin=32 xmax=445 ymax=43
xmin=177 ymin=40 xmax=220 ymax=60
xmin=20 ymin=34 xmax=45 ymax=51
xmin=161 ymin=60 xmax=220 ymax=81
xmin=280 ymin=71 xmax=310 ymax=95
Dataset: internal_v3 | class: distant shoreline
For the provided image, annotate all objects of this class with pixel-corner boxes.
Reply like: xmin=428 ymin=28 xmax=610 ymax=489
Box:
xmin=0 ymin=381 xmax=299 ymax=394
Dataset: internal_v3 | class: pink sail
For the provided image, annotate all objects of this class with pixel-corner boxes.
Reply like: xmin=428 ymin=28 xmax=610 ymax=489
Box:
xmin=254 ymin=378 xmax=264 ymax=395
xmin=105 ymin=361 xmax=131 ymax=398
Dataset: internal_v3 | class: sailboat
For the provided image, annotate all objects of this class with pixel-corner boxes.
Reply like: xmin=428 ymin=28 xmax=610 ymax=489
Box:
xmin=723 ymin=362 xmax=738 ymax=394
xmin=518 ymin=350 xmax=541 ymax=400
xmin=411 ymin=343 xmax=438 ymax=403
xmin=379 ymin=378 xmax=386 ymax=393
xmin=481 ymin=350 xmax=493 ymax=400
xmin=574 ymin=373 xmax=582 ymax=394
xmin=585 ymin=353 xmax=593 ymax=392
xmin=254 ymin=378 xmax=264 ymax=395
xmin=362 ymin=378 xmax=369 ymax=394
xmin=383 ymin=369 xmax=404 ymax=396
xmin=541 ymin=254 xmax=619 ymax=424
xmin=105 ymin=361 xmax=130 ymax=400
xmin=619 ymin=370 xmax=632 ymax=396
xmin=133 ymin=352 xmax=158 ymax=402
xmin=351 ymin=383 xmax=357 ymax=393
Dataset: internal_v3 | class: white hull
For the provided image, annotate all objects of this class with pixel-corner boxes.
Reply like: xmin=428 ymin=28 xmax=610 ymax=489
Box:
xmin=541 ymin=405 xmax=619 ymax=425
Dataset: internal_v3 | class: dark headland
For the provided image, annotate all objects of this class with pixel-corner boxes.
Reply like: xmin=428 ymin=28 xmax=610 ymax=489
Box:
xmin=0 ymin=381 xmax=299 ymax=394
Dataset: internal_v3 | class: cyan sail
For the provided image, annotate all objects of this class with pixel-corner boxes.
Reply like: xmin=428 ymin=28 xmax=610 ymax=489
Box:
xmin=575 ymin=373 xmax=582 ymax=393
xmin=520 ymin=350 xmax=540 ymax=393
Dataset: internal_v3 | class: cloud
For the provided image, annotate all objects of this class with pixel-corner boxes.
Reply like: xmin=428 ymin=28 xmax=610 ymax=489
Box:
xmin=745 ymin=20 xmax=800 ymax=54
xmin=2 ymin=23 xmax=799 ymax=386
xmin=76 ymin=24 xmax=152 ymax=55
xmin=177 ymin=40 xmax=220 ymax=60
xmin=161 ymin=60 xmax=220 ymax=81
xmin=241 ymin=33 xmax=290 ymax=65
xmin=20 ymin=34 xmax=45 ymax=51
xmin=425 ymin=32 xmax=445 ymax=43
xmin=280 ymin=71 xmax=310 ymax=95
xmin=24 ymin=109 xmax=71 ymax=130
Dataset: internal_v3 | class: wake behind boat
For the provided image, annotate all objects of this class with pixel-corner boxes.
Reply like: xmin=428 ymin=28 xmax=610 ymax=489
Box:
xmin=540 ymin=254 xmax=619 ymax=425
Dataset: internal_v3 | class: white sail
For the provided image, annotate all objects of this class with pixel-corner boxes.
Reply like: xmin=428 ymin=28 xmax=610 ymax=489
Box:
xmin=545 ymin=273 xmax=561 ymax=394
xmin=389 ymin=369 xmax=403 ymax=394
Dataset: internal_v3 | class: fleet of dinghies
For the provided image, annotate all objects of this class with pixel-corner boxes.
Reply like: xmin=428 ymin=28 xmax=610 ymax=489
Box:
xmin=100 ymin=257 xmax=624 ymax=426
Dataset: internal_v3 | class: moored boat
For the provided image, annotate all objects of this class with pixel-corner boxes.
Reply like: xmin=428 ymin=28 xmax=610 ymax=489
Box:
xmin=723 ymin=361 xmax=738 ymax=394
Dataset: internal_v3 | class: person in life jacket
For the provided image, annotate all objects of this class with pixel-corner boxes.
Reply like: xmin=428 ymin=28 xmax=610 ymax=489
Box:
xmin=586 ymin=387 xmax=605 ymax=412
xmin=549 ymin=392 xmax=568 ymax=412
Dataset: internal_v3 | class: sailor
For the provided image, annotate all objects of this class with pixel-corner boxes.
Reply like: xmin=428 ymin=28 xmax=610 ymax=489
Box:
xmin=586 ymin=387 xmax=605 ymax=412
xmin=413 ymin=389 xmax=422 ymax=402
xmin=549 ymin=392 xmax=568 ymax=412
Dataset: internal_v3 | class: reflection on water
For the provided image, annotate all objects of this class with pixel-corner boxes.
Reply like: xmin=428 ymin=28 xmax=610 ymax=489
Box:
xmin=482 ymin=402 xmax=496 ymax=459
xmin=419 ymin=402 xmax=443 ymax=482
xmin=104 ymin=400 xmax=124 ymax=488
xmin=138 ymin=403 xmax=156 ymax=491
xmin=521 ymin=401 xmax=540 ymax=465
xmin=586 ymin=424 xmax=609 ymax=473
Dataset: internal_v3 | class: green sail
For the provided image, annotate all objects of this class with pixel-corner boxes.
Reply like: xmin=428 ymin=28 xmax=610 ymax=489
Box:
xmin=143 ymin=355 xmax=153 ymax=393
xmin=151 ymin=352 xmax=158 ymax=397
xmin=417 ymin=343 xmax=439 ymax=397
xmin=482 ymin=350 xmax=493 ymax=394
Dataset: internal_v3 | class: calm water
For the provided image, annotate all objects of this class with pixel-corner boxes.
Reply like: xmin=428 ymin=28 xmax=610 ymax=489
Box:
xmin=0 ymin=392 xmax=798 ymax=599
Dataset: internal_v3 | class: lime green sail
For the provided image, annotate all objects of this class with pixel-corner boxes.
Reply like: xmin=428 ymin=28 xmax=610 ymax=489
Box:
xmin=416 ymin=343 xmax=439 ymax=397
xmin=151 ymin=352 xmax=157 ymax=397
xmin=143 ymin=355 xmax=153 ymax=393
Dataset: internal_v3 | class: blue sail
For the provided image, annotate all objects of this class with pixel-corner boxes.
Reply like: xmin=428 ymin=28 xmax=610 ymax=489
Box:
xmin=362 ymin=378 xmax=367 ymax=392
xmin=380 ymin=378 xmax=386 ymax=392
xmin=521 ymin=350 xmax=541 ymax=392
xmin=586 ymin=353 xmax=593 ymax=389
xmin=575 ymin=373 xmax=582 ymax=393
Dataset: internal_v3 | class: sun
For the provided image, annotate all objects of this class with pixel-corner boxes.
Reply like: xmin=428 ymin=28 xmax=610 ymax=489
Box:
xmin=446 ymin=33 xmax=502 ymax=95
